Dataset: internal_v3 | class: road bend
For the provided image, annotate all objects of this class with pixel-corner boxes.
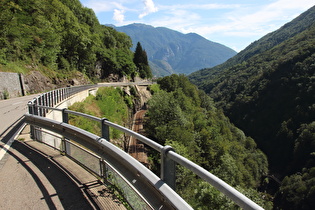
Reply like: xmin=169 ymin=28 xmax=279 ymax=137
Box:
xmin=0 ymin=94 xmax=126 ymax=210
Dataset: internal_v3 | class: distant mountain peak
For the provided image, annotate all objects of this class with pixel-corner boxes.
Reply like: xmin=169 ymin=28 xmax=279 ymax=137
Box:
xmin=111 ymin=23 xmax=236 ymax=76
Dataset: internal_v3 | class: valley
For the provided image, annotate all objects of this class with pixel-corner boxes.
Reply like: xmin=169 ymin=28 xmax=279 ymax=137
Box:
xmin=0 ymin=0 xmax=314 ymax=209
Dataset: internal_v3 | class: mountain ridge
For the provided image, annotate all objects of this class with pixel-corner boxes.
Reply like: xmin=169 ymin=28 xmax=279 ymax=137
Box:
xmin=110 ymin=23 xmax=237 ymax=76
xmin=190 ymin=5 xmax=315 ymax=82
xmin=188 ymin=5 xmax=315 ymax=209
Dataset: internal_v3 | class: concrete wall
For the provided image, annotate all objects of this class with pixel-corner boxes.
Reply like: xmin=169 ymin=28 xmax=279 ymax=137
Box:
xmin=0 ymin=72 xmax=25 ymax=99
xmin=46 ymin=88 xmax=97 ymax=122
xmin=43 ymin=88 xmax=97 ymax=148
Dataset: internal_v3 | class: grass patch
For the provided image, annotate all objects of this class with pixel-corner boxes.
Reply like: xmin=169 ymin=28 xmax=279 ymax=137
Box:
xmin=68 ymin=87 xmax=131 ymax=145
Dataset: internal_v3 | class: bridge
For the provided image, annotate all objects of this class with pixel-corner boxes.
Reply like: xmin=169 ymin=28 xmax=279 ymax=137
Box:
xmin=0 ymin=84 xmax=263 ymax=210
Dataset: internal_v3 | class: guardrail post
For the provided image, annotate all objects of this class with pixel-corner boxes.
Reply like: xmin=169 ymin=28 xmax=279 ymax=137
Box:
xmin=100 ymin=159 xmax=107 ymax=181
xmin=101 ymin=118 xmax=110 ymax=141
xmin=53 ymin=90 xmax=56 ymax=106
xmin=62 ymin=108 xmax=69 ymax=123
xmin=161 ymin=145 xmax=176 ymax=190
xmin=33 ymin=101 xmax=38 ymax=116
xmin=61 ymin=109 xmax=69 ymax=155
xmin=28 ymin=102 xmax=35 ymax=139
xmin=42 ymin=95 xmax=47 ymax=116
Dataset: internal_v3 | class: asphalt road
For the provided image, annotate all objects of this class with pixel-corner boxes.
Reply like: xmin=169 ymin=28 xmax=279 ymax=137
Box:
xmin=0 ymin=94 xmax=38 ymax=135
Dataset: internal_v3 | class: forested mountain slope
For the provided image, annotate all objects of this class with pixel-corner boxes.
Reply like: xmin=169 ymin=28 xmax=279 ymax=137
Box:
xmin=144 ymin=75 xmax=271 ymax=209
xmin=0 ymin=0 xmax=150 ymax=88
xmin=189 ymin=5 xmax=315 ymax=209
xmin=111 ymin=24 xmax=237 ymax=76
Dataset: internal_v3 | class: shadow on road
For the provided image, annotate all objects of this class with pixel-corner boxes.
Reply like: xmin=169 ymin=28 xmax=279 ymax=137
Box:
xmin=10 ymin=140 xmax=97 ymax=210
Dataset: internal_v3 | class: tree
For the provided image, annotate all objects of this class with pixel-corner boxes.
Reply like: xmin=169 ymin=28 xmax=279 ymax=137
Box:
xmin=133 ymin=42 xmax=152 ymax=79
xmin=144 ymin=75 xmax=270 ymax=209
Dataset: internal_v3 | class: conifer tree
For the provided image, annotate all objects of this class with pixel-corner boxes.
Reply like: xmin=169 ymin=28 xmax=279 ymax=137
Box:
xmin=133 ymin=42 xmax=152 ymax=78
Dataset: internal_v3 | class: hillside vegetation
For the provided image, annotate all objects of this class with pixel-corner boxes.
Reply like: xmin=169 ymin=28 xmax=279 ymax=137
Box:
xmin=68 ymin=86 xmax=137 ymax=149
xmin=0 ymin=0 xmax=151 ymax=84
xmin=189 ymin=5 xmax=315 ymax=209
xmin=145 ymin=75 xmax=271 ymax=209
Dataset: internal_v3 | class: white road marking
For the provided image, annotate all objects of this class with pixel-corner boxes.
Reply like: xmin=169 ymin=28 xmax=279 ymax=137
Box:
xmin=12 ymin=102 xmax=22 ymax=105
xmin=0 ymin=123 xmax=25 ymax=161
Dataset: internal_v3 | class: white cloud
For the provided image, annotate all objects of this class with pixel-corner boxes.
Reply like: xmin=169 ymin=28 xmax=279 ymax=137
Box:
xmin=159 ymin=3 xmax=240 ymax=10
xmin=80 ymin=0 xmax=314 ymax=50
xmin=84 ymin=1 xmax=119 ymax=13
xmin=139 ymin=0 xmax=158 ymax=19
xmin=177 ymin=0 xmax=314 ymax=39
xmin=113 ymin=9 xmax=125 ymax=23
xmin=149 ymin=9 xmax=201 ymax=34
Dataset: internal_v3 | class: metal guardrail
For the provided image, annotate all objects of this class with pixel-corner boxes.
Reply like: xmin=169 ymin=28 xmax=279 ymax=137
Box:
xmin=26 ymin=86 xmax=263 ymax=210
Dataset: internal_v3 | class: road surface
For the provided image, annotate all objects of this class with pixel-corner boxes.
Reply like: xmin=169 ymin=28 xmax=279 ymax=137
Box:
xmin=0 ymin=94 xmax=38 ymax=135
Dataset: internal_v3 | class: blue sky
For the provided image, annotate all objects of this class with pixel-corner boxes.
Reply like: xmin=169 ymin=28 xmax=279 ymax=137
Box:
xmin=79 ymin=0 xmax=314 ymax=52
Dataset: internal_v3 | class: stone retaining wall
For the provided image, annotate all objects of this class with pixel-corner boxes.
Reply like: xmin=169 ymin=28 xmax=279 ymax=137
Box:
xmin=0 ymin=72 xmax=25 ymax=100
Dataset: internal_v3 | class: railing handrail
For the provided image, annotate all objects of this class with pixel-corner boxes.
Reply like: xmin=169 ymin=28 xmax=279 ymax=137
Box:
xmin=26 ymin=85 xmax=263 ymax=210
xmin=24 ymin=113 xmax=191 ymax=210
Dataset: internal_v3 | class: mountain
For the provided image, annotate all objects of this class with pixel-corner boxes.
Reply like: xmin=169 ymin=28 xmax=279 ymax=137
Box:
xmin=110 ymin=24 xmax=237 ymax=76
xmin=190 ymin=5 xmax=315 ymax=84
xmin=189 ymin=6 xmax=315 ymax=209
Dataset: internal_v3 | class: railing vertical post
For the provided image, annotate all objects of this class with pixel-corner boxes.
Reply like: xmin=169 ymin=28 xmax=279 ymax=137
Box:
xmin=57 ymin=89 xmax=60 ymax=103
xmin=61 ymin=109 xmax=69 ymax=155
xmin=161 ymin=145 xmax=176 ymax=190
xmin=62 ymin=108 xmax=69 ymax=124
xmin=101 ymin=118 xmax=110 ymax=141
xmin=28 ymin=101 xmax=35 ymax=139
xmin=49 ymin=92 xmax=53 ymax=107
xmin=43 ymin=94 xmax=47 ymax=117
xmin=61 ymin=137 xmax=67 ymax=154
xmin=38 ymin=96 xmax=42 ymax=116
xmin=100 ymin=159 xmax=106 ymax=181
xmin=46 ymin=93 xmax=49 ymax=106
xmin=33 ymin=100 xmax=38 ymax=116
xmin=53 ymin=90 xmax=56 ymax=106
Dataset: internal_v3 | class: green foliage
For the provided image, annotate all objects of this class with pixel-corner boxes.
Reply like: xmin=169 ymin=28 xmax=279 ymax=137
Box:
xmin=188 ymin=6 xmax=315 ymax=209
xmin=0 ymin=0 xmax=146 ymax=80
xmin=293 ymin=122 xmax=315 ymax=170
xmin=133 ymin=42 xmax=152 ymax=79
xmin=274 ymin=167 xmax=315 ymax=209
xmin=68 ymin=95 xmax=101 ymax=135
xmin=147 ymin=84 xmax=160 ymax=94
xmin=95 ymin=87 xmax=128 ymax=124
xmin=145 ymin=75 xmax=269 ymax=209
xmin=191 ymin=9 xmax=315 ymax=174
xmin=0 ymin=88 xmax=10 ymax=100
xmin=69 ymin=87 xmax=130 ymax=141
